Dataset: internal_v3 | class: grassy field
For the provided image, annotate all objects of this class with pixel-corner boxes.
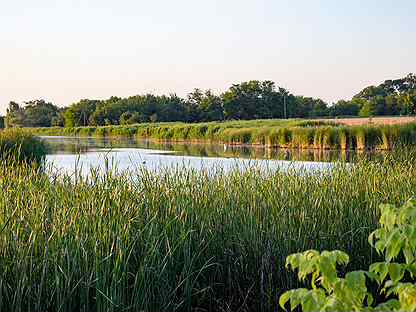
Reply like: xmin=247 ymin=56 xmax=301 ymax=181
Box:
xmin=321 ymin=116 xmax=416 ymax=126
xmin=28 ymin=117 xmax=416 ymax=150
xmin=1 ymin=149 xmax=416 ymax=311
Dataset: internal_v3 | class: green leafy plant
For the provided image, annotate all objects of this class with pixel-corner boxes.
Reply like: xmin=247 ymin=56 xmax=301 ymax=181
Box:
xmin=280 ymin=199 xmax=416 ymax=312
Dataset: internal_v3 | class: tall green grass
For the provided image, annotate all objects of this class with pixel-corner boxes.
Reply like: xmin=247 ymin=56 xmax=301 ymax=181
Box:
xmin=1 ymin=150 xmax=416 ymax=311
xmin=28 ymin=119 xmax=416 ymax=150
xmin=0 ymin=129 xmax=47 ymax=163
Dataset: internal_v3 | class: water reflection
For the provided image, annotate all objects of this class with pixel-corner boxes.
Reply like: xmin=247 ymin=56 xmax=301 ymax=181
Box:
xmin=42 ymin=136 xmax=350 ymax=175
xmin=42 ymin=136 xmax=376 ymax=163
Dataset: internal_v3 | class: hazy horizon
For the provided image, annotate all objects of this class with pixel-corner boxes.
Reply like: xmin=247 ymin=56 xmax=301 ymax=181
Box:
xmin=1 ymin=0 xmax=415 ymax=114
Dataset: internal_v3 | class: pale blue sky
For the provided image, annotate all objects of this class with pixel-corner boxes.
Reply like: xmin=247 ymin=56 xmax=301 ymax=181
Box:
xmin=1 ymin=0 xmax=415 ymax=114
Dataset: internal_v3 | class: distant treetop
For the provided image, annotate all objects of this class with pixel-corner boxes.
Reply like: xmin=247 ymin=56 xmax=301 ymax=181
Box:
xmin=4 ymin=74 xmax=416 ymax=128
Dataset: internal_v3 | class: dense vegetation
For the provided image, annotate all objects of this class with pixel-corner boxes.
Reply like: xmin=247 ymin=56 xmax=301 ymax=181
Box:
xmin=30 ymin=119 xmax=416 ymax=150
xmin=280 ymin=199 xmax=416 ymax=312
xmin=0 ymin=129 xmax=47 ymax=163
xmin=5 ymin=100 xmax=63 ymax=128
xmin=1 ymin=150 xmax=416 ymax=311
xmin=3 ymin=74 xmax=416 ymax=128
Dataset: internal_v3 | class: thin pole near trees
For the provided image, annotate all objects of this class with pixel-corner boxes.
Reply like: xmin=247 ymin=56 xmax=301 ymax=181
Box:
xmin=284 ymin=94 xmax=287 ymax=119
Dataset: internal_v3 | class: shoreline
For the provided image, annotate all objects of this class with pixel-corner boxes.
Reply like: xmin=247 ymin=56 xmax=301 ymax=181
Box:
xmin=26 ymin=118 xmax=416 ymax=151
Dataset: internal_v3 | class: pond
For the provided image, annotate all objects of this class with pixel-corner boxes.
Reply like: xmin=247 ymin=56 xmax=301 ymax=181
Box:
xmin=42 ymin=136 xmax=360 ymax=175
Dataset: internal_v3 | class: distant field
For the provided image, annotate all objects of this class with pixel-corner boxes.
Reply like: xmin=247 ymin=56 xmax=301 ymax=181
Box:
xmin=323 ymin=116 xmax=416 ymax=126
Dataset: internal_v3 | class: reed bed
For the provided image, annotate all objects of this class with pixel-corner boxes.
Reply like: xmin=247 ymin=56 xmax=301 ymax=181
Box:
xmin=29 ymin=119 xmax=416 ymax=150
xmin=1 ymin=150 xmax=416 ymax=311
xmin=0 ymin=129 xmax=47 ymax=163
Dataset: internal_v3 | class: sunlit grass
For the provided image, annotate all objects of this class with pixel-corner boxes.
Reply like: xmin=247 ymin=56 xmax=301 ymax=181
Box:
xmin=0 ymin=129 xmax=47 ymax=163
xmin=0 ymin=149 xmax=416 ymax=311
xmin=28 ymin=119 xmax=416 ymax=150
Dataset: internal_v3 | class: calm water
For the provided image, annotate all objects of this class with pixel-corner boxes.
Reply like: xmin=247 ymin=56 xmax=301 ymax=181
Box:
xmin=42 ymin=136 xmax=358 ymax=175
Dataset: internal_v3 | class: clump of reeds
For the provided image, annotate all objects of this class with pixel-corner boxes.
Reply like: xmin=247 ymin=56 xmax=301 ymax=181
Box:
xmin=27 ymin=120 xmax=416 ymax=150
xmin=0 ymin=129 xmax=47 ymax=163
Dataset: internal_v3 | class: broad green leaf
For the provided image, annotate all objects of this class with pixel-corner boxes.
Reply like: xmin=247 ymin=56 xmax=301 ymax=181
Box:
xmin=407 ymin=264 xmax=416 ymax=277
xmin=367 ymin=293 xmax=374 ymax=306
xmin=346 ymin=271 xmax=367 ymax=293
xmin=333 ymin=250 xmax=349 ymax=266
xmin=319 ymin=256 xmax=338 ymax=286
xmin=279 ymin=289 xmax=309 ymax=312
xmin=379 ymin=204 xmax=397 ymax=230
xmin=279 ymin=291 xmax=291 ymax=311
xmin=286 ymin=253 xmax=301 ymax=270
xmin=388 ymin=263 xmax=404 ymax=285
xmin=403 ymin=244 xmax=414 ymax=264
xmin=289 ymin=289 xmax=309 ymax=311
xmin=385 ymin=230 xmax=403 ymax=262
xmin=373 ymin=299 xmax=400 ymax=311
xmin=301 ymin=295 xmax=318 ymax=312
xmin=369 ymin=262 xmax=388 ymax=284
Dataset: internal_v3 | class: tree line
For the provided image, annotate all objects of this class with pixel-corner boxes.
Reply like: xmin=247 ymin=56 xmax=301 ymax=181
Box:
xmin=3 ymin=74 xmax=416 ymax=128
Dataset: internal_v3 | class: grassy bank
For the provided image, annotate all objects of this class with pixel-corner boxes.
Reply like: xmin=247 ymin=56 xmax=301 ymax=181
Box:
xmin=1 ymin=150 xmax=416 ymax=311
xmin=0 ymin=129 xmax=47 ymax=163
xmin=29 ymin=119 xmax=416 ymax=150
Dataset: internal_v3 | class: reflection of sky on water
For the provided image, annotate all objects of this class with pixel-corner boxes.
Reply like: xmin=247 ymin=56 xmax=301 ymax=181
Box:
xmin=46 ymin=146 xmax=334 ymax=177
xmin=44 ymin=137 xmax=332 ymax=175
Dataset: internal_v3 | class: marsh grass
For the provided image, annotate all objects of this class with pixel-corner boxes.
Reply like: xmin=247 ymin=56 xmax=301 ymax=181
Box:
xmin=0 ymin=129 xmax=47 ymax=163
xmin=29 ymin=119 xmax=416 ymax=150
xmin=1 ymin=149 xmax=416 ymax=311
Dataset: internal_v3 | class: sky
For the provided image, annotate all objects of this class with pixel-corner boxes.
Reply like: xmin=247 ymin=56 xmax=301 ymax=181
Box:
xmin=0 ymin=0 xmax=415 ymax=114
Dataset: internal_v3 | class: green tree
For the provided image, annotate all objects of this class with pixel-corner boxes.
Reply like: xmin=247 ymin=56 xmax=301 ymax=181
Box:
xmin=200 ymin=90 xmax=224 ymax=121
xmin=8 ymin=74 xmax=415 ymax=128
xmin=119 ymin=111 xmax=134 ymax=125
xmin=294 ymin=96 xmax=329 ymax=118
xmin=397 ymin=92 xmax=416 ymax=115
xmin=354 ymin=73 xmax=416 ymax=116
xmin=359 ymin=100 xmax=374 ymax=117
xmin=159 ymin=94 xmax=188 ymax=122
xmin=184 ymin=90 xmax=203 ymax=122
xmin=359 ymin=96 xmax=389 ymax=117
xmin=23 ymin=100 xmax=60 ymax=127
xmin=223 ymin=80 xmax=287 ymax=120
xmin=51 ymin=109 xmax=65 ymax=127
xmin=64 ymin=109 xmax=75 ymax=127
xmin=187 ymin=89 xmax=223 ymax=121
xmin=6 ymin=101 xmax=26 ymax=127
xmin=119 ymin=111 xmax=143 ymax=125
xmin=330 ymin=100 xmax=360 ymax=116
xmin=65 ymin=99 xmax=100 ymax=127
